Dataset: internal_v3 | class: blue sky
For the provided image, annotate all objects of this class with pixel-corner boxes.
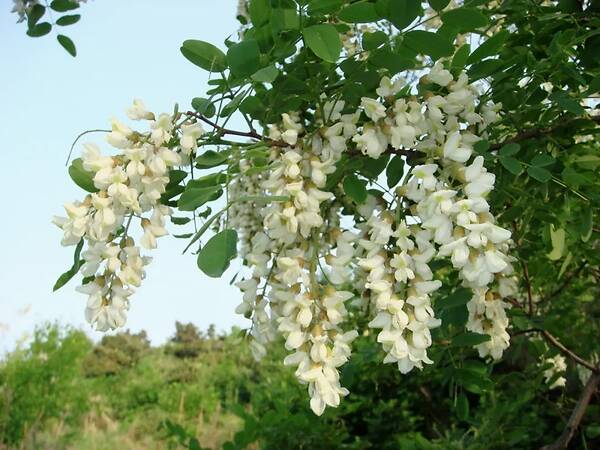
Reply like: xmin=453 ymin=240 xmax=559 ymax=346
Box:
xmin=0 ymin=0 xmax=250 ymax=354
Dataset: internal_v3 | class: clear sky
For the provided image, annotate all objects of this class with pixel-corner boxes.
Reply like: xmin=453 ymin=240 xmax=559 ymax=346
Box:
xmin=0 ymin=0 xmax=250 ymax=354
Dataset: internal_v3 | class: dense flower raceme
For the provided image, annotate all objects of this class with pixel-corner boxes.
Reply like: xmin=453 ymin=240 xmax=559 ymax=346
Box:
xmin=53 ymin=100 xmax=189 ymax=332
xmin=55 ymin=64 xmax=517 ymax=416
xmin=227 ymin=65 xmax=516 ymax=414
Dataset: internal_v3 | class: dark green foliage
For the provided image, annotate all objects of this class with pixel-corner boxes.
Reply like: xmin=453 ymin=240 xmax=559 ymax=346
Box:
xmin=2 ymin=322 xmax=599 ymax=449
xmin=83 ymin=330 xmax=150 ymax=377
xmin=166 ymin=322 xmax=206 ymax=359
xmin=0 ymin=324 xmax=92 ymax=446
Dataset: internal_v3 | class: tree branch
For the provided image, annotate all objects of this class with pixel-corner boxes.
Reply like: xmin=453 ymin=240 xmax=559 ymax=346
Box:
xmin=511 ymin=328 xmax=598 ymax=373
xmin=186 ymin=111 xmax=264 ymax=140
xmin=490 ymin=115 xmax=600 ymax=150
xmin=540 ymin=369 xmax=600 ymax=450
xmin=541 ymin=261 xmax=588 ymax=304
xmin=540 ymin=330 xmax=599 ymax=373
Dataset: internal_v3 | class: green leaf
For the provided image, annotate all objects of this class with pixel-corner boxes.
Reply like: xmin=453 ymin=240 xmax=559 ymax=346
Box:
xmin=195 ymin=150 xmax=230 ymax=168
xmin=251 ymin=64 xmax=279 ymax=83
xmin=271 ymin=8 xmax=300 ymax=31
xmin=227 ymin=40 xmax=261 ymax=78
xmin=451 ymin=44 xmax=471 ymax=70
xmin=574 ymin=154 xmax=600 ymax=169
xmin=386 ymin=155 xmax=405 ymax=188
xmin=50 ymin=0 xmax=79 ymax=12
xmin=171 ymin=216 xmax=192 ymax=225
xmin=527 ymin=166 xmax=552 ymax=183
xmin=167 ymin=169 xmax=188 ymax=186
xmin=339 ymin=1 xmax=381 ymax=23
xmin=182 ymin=209 xmax=226 ymax=254
xmin=181 ymin=40 xmax=228 ymax=72
xmin=53 ymin=239 xmax=84 ymax=291
xmin=467 ymin=30 xmax=509 ymax=64
xmin=468 ymin=58 xmax=504 ymax=81
xmin=442 ymin=7 xmax=488 ymax=32
xmin=308 ymin=0 xmax=343 ymax=15
xmin=561 ymin=167 xmax=590 ymax=186
xmin=550 ymin=92 xmax=585 ymax=115
xmin=234 ymin=195 xmax=289 ymax=205
xmin=343 ymin=174 xmax=368 ymax=204
xmin=442 ymin=288 xmax=472 ymax=309
xmin=498 ymin=143 xmax=520 ymax=156
xmin=56 ymin=14 xmax=81 ymax=26
xmin=68 ymin=158 xmax=98 ymax=192
xmin=451 ymin=332 xmax=491 ymax=347
xmin=453 ymin=368 xmax=493 ymax=394
xmin=249 ymin=0 xmax=271 ymax=26
xmin=579 ymin=208 xmax=593 ymax=243
xmin=27 ymin=4 xmax=46 ymax=28
xmin=303 ymin=24 xmax=342 ymax=63
xmin=26 ymin=22 xmax=52 ymax=37
xmin=362 ymin=31 xmax=387 ymax=50
xmin=220 ymin=91 xmax=246 ymax=118
xmin=191 ymin=97 xmax=216 ymax=118
xmin=546 ymin=225 xmax=565 ymax=261
xmin=403 ymin=31 xmax=454 ymax=60
xmin=530 ymin=154 xmax=555 ymax=167
xmin=499 ymin=156 xmax=522 ymax=175
xmin=473 ymin=139 xmax=489 ymax=154
xmin=456 ymin=392 xmax=469 ymax=421
xmin=57 ymin=34 xmax=76 ymax=57
xmin=197 ymin=230 xmax=238 ymax=278
xmin=359 ymin=154 xmax=390 ymax=179
xmin=187 ymin=173 xmax=227 ymax=189
xmin=378 ymin=0 xmax=422 ymax=31
xmin=178 ymin=186 xmax=223 ymax=211
xmin=429 ymin=0 xmax=450 ymax=11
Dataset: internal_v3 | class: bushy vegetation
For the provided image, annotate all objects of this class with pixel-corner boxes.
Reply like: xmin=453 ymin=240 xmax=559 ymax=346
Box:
xmin=1 ymin=322 xmax=598 ymax=449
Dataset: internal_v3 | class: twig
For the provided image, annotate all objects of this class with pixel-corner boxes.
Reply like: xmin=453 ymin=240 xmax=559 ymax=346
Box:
xmin=522 ymin=261 xmax=534 ymax=316
xmin=541 ymin=330 xmax=599 ymax=373
xmin=542 ymin=261 xmax=588 ymax=304
xmin=540 ymin=369 xmax=600 ymax=450
xmin=65 ymin=129 xmax=111 ymax=166
xmin=490 ymin=115 xmax=600 ymax=151
xmin=186 ymin=111 xmax=263 ymax=140
xmin=511 ymin=328 xmax=598 ymax=373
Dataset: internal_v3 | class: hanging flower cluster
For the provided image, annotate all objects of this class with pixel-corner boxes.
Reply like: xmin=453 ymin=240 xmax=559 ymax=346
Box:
xmin=53 ymin=100 xmax=187 ymax=331
xmin=55 ymin=62 xmax=516 ymax=416
xmin=226 ymin=64 xmax=515 ymax=414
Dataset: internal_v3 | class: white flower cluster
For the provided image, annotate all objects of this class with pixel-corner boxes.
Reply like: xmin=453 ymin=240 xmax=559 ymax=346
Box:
xmin=351 ymin=63 xmax=515 ymax=360
xmin=541 ymin=354 xmax=567 ymax=389
xmin=53 ymin=100 xmax=188 ymax=331
xmin=359 ymin=215 xmax=442 ymax=373
xmin=231 ymin=106 xmax=365 ymax=415
xmin=229 ymin=64 xmax=515 ymax=415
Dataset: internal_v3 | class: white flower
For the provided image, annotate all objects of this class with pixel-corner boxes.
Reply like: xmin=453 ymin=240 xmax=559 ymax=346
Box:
xmin=361 ymin=97 xmax=387 ymax=121
xmin=352 ymin=125 xmax=388 ymax=159
xmin=376 ymin=76 xmax=404 ymax=98
xmin=82 ymin=143 xmax=113 ymax=173
xmin=52 ymin=202 xmax=90 ymax=246
xmin=127 ymin=99 xmax=154 ymax=121
xmin=443 ymin=131 xmax=472 ymax=163
xmin=180 ymin=123 xmax=204 ymax=154
xmin=106 ymin=119 xmax=132 ymax=149
xmin=427 ymin=61 xmax=453 ymax=86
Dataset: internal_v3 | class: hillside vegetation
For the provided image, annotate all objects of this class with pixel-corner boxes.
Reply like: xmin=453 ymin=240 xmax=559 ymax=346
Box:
xmin=1 ymin=322 xmax=598 ymax=449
